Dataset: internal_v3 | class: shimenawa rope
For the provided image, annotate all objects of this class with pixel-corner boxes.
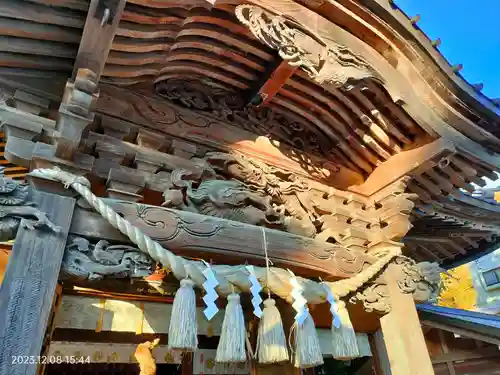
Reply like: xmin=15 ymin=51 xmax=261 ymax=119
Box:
xmin=28 ymin=168 xmax=401 ymax=304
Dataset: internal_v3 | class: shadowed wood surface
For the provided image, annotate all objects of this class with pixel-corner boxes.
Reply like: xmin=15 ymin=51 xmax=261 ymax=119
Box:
xmin=72 ymin=0 xmax=126 ymax=79
xmin=0 ymin=192 xmax=75 ymax=375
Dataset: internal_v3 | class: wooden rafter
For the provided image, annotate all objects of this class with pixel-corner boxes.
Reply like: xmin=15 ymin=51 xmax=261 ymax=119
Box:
xmin=421 ymin=320 xmax=500 ymax=347
xmin=251 ymin=60 xmax=298 ymax=106
xmin=431 ymin=345 xmax=500 ymax=364
xmin=350 ymin=138 xmax=455 ymax=195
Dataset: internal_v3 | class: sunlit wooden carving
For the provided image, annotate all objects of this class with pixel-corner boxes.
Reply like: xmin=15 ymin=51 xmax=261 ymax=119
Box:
xmin=235 ymin=4 xmax=382 ymax=89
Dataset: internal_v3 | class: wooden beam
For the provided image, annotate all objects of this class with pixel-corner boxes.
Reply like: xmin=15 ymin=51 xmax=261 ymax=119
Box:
xmin=350 ymin=138 xmax=456 ymax=195
xmin=73 ymin=0 xmax=127 ymax=80
xmin=370 ymin=330 xmax=391 ymax=375
xmin=0 ymin=192 xmax=76 ymax=375
xmin=431 ymin=345 xmax=500 ymax=364
xmin=67 ymin=199 xmax=377 ymax=279
xmin=181 ymin=352 xmax=194 ymax=375
xmin=379 ymin=263 xmax=435 ymax=375
xmin=421 ymin=320 xmax=500 ymax=346
xmin=253 ymin=61 xmax=298 ymax=106
xmin=438 ymin=328 xmax=457 ymax=375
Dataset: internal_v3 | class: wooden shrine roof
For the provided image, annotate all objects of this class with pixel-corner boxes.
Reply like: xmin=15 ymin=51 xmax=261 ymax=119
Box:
xmin=0 ymin=0 xmax=500 ymax=268
xmin=418 ymin=304 xmax=500 ymax=345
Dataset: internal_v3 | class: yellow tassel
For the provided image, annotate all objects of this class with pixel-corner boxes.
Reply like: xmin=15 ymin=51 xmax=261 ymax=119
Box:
xmin=257 ymin=298 xmax=289 ymax=364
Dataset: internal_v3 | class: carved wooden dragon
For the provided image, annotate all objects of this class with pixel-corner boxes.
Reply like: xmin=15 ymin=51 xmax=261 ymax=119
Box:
xmin=60 ymin=236 xmax=155 ymax=280
xmin=162 ymin=152 xmax=318 ymax=237
xmin=0 ymin=168 xmax=59 ymax=241
xmin=350 ymin=258 xmax=447 ymax=313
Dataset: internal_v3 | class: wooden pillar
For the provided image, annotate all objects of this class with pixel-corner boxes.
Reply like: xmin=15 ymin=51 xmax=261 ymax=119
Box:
xmin=181 ymin=352 xmax=194 ymax=375
xmin=0 ymin=192 xmax=76 ymax=375
xmin=370 ymin=330 xmax=391 ymax=375
xmin=73 ymin=0 xmax=127 ymax=80
xmin=379 ymin=264 xmax=435 ymax=375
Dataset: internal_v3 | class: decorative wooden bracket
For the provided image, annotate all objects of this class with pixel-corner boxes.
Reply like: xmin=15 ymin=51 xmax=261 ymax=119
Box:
xmin=55 ymin=69 xmax=99 ymax=159
xmin=349 ymin=138 xmax=456 ymax=196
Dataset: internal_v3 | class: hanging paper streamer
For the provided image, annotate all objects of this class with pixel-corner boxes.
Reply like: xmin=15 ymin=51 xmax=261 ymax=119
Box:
xmin=322 ymin=283 xmax=341 ymax=329
xmin=246 ymin=265 xmax=263 ymax=318
xmin=202 ymin=261 xmax=219 ymax=321
xmin=288 ymin=269 xmax=308 ymax=326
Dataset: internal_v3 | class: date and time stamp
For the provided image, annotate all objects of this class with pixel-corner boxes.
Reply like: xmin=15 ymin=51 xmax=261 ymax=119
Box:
xmin=11 ymin=356 xmax=91 ymax=365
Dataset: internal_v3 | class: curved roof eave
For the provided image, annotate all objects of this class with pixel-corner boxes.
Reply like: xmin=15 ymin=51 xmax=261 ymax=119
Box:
xmin=302 ymin=0 xmax=499 ymax=132
xmin=363 ymin=0 xmax=500 ymax=115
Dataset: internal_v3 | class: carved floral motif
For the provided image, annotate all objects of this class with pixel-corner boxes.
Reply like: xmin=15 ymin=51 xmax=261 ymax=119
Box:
xmin=155 ymin=79 xmax=329 ymax=157
xmin=60 ymin=236 xmax=155 ymax=280
xmin=349 ymin=257 xmax=444 ymax=313
xmin=235 ymin=4 xmax=382 ymax=89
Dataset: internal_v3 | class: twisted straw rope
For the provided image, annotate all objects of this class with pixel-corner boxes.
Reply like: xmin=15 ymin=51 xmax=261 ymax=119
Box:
xmin=30 ymin=168 xmax=401 ymax=304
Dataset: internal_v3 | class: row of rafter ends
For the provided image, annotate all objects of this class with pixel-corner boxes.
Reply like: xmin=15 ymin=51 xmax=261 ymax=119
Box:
xmin=412 ymin=202 xmax=500 ymax=234
xmin=380 ymin=0 xmax=499 ymax=106
xmin=407 ymin=157 xmax=497 ymax=205
xmin=403 ymin=237 xmax=494 ymax=265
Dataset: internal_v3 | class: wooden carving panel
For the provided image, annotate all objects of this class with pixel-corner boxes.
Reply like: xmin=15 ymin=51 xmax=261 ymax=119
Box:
xmin=69 ymin=199 xmax=377 ymax=279
xmin=96 ymin=84 xmax=363 ymax=189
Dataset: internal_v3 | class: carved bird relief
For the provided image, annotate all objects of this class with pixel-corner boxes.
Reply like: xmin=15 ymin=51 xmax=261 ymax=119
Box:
xmin=0 ymin=169 xmax=60 ymax=241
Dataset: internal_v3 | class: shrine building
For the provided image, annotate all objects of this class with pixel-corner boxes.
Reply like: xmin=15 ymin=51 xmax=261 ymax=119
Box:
xmin=0 ymin=1 xmax=499 ymax=375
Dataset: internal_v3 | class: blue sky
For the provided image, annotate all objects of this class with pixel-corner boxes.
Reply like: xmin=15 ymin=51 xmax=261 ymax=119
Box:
xmin=396 ymin=0 xmax=500 ymax=99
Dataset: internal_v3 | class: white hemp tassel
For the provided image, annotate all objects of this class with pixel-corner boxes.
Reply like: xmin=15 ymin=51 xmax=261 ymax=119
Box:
xmin=257 ymin=298 xmax=289 ymax=364
xmin=331 ymin=301 xmax=360 ymax=360
xmin=216 ymin=293 xmax=246 ymax=364
xmin=168 ymin=278 xmax=198 ymax=351
xmin=291 ymin=312 xmax=324 ymax=369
